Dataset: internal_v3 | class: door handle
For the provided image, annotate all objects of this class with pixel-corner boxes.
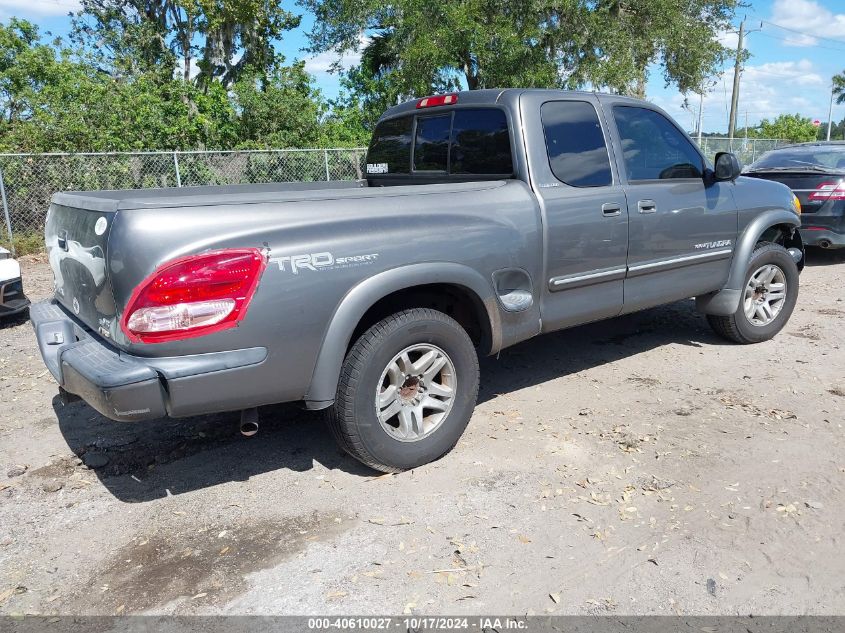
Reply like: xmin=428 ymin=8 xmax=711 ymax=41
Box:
xmin=601 ymin=202 xmax=622 ymax=217
xmin=637 ymin=199 xmax=657 ymax=214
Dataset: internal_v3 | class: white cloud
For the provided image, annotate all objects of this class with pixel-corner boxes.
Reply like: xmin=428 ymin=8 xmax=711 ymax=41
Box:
xmin=651 ymin=59 xmax=828 ymax=133
xmin=717 ymin=29 xmax=739 ymax=50
xmin=768 ymin=0 xmax=845 ymax=47
xmin=743 ymin=59 xmax=823 ymax=87
xmin=304 ymin=35 xmax=369 ymax=76
xmin=0 ymin=0 xmax=79 ymax=17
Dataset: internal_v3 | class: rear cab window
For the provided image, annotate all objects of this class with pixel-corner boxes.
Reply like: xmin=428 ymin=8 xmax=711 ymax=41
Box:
xmin=366 ymin=107 xmax=514 ymax=183
xmin=540 ymin=101 xmax=613 ymax=187
xmin=366 ymin=116 xmax=413 ymax=175
xmin=414 ymin=115 xmax=451 ymax=171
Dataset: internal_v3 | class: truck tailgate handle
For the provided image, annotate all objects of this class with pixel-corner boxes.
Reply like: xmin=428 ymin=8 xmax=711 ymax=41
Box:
xmin=601 ymin=202 xmax=622 ymax=217
xmin=637 ymin=199 xmax=657 ymax=214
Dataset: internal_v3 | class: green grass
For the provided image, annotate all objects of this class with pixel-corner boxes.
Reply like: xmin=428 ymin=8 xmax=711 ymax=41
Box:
xmin=1 ymin=231 xmax=45 ymax=256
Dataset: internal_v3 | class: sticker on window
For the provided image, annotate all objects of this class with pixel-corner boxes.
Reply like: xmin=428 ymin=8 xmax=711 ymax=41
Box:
xmin=366 ymin=163 xmax=389 ymax=174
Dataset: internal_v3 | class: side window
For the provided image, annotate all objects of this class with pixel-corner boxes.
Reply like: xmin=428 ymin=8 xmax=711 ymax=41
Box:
xmin=613 ymin=106 xmax=703 ymax=180
xmin=541 ymin=101 xmax=613 ymax=187
xmin=413 ymin=115 xmax=451 ymax=171
xmin=451 ymin=109 xmax=513 ymax=174
xmin=367 ymin=116 xmax=413 ymax=175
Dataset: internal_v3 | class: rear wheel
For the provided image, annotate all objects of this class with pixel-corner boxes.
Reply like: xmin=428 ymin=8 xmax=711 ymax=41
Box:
xmin=707 ymin=242 xmax=799 ymax=344
xmin=328 ymin=308 xmax=479 ymax=472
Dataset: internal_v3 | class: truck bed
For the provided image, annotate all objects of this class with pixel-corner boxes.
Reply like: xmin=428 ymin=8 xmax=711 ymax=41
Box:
xmin=51 ymin=180 xmax=368 ymax=212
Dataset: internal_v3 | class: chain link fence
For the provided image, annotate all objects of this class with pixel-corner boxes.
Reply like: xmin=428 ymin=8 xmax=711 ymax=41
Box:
xmin=0 ymin=139 xmax=790 ymax=255
xmin=0 ymin=148 xmax=366 ymax=255
xmin=696 ymin=137 xmax=787 ymax=166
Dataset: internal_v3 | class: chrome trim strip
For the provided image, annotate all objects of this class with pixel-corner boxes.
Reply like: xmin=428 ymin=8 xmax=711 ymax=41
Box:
xmin=550 ymin=267 xmax=627 ymax=288
xmin=627 ymin=248 xmax=733 ymax=273
xmin=549 ymin=249 xmax=733 ymax=290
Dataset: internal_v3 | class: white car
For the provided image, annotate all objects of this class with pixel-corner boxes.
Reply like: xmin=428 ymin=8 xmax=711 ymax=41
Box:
xmin=0 ymin=247 xmax=29 ymax=317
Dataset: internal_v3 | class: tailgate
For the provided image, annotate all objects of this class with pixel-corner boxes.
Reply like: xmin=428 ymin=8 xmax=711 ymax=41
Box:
xmin=46 ymin=203 xmax=117 ymax=337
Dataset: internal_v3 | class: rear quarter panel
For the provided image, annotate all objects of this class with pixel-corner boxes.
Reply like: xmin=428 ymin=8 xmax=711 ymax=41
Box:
xmin=106 ymin=180 xmax=542 ymax=403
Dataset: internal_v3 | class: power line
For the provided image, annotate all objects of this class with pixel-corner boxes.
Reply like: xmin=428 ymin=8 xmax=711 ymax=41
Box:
xmin=755 ymin=17 xmax=845 ymax=47
xmin=756 ymin=30 xmax=845 ymax=53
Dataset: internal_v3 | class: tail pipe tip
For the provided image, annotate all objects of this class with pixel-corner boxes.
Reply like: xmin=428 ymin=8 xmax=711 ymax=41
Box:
xmin=240 ymin=408 xmax=259 ymax=437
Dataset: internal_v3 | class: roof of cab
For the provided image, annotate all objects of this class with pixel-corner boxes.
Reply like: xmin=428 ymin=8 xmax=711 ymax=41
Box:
xmin=379 ymin=88 xmax=648 ymax=121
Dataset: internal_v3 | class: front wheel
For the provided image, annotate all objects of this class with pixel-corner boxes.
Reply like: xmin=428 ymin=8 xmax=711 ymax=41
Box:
xmin=327 ymin=308 xmax=479 ymax=472
xmin=707 ymin=242 xmax=799 ymax=344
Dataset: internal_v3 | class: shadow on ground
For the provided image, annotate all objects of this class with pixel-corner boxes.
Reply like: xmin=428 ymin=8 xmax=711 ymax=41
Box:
xmin=52 ymin=297 xmax=728 ymax=502
xmin=804 ymin=246 xmax=845 ymax=267
xmin=0 ymin=307 xmax=30 ymax=330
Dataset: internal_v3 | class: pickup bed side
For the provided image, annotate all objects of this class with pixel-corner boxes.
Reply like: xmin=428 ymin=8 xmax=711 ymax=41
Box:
xmin=32 ymin=179 xmax=542 ymax=420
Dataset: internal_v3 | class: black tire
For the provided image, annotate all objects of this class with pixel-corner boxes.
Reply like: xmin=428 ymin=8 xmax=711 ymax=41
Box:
xmin=707 ymin=242 xmax=799 ymax=344
xmin=328 ymin=308 xmax=479 ymax=472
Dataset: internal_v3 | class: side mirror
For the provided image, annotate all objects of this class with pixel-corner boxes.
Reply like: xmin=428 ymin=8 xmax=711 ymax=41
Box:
xmin=713 ymin=152 xmax=741 ymax=181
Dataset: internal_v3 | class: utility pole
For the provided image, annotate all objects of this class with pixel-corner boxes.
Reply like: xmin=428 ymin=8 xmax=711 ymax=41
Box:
xmin=697 ymin=91 xmax=704 ymax=144
xmin=728 ymin=20 xmax=745 ymax=141
xmin=728 ymin=19 xmax=761 ymax=140
xmin=827 ymin=84 xmax=835 ymax=142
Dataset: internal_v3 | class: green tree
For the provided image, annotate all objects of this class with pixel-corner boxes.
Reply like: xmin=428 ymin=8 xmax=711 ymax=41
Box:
xmin=816 ymin=116 xmax=845 ymax=141
xmin=302 ymin=0 xmax=740 ymax=98
xmin=0 ymin=12 xmax=371 ymax=152
xmin=232 ymin=61 xmax=328 ymax=148
xmin=0 ymin=19 xmax=61 ymax=125
xmin=833 ymin=71 xmax=845 ymax=105
xmin=757 ymin=114 xmax=818 ymax=143
xmin=71 ymin=0 xmax=301 ymax=87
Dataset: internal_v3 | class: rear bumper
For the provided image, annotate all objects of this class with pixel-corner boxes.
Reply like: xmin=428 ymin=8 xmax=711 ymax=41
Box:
xmin=800 ymin=216 xmax=845 ymax=248
xmin=0 ymin=276 xmax=29 ymax=316
xmin=30 ymin=300 xmax=268 ymax=421
xmin=800 ymin=227 xmax=845 ymax=248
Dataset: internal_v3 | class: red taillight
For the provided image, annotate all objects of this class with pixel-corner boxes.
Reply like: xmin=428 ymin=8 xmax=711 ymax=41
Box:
xmin=808 ymin=181 xmax=845 ymax=201
xmin=416 ymin=94 xmax=458 ymax=109
xmin=121 ymin=248 xmax=267 ymax=343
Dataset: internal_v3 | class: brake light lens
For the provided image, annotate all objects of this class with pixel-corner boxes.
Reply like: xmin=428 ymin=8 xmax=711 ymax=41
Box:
xmin=416 ymin=94 xmax=458 ymax=108
xmin=122 ymin=248 xmax=267 ymax=343
xmin=808 ymin=181 xmax=845 ymax=201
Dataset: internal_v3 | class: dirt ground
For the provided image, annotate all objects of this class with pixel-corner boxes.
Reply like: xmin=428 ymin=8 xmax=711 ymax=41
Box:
xmin=1 ymin=252 xmax=844 ymax=616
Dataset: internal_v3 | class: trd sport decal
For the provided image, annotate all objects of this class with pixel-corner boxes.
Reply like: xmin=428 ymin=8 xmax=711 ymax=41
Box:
xmin=269 ymin=252 xmax=380 ymax=274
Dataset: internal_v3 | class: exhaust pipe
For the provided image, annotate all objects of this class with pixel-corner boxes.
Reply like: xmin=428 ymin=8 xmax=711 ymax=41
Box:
xmin=818 ymin=239 xmax=832 ymax=249
xmin=240 ymin=407 xmax=259 ymax=437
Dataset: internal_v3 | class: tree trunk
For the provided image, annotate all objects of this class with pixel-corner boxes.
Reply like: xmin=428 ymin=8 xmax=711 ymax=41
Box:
xmin=464 ymin=56 xmax=480 ymax=90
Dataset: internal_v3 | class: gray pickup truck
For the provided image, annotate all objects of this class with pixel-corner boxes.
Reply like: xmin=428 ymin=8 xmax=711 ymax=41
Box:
xmin=31 ymin=89 xmax=805 ymax=472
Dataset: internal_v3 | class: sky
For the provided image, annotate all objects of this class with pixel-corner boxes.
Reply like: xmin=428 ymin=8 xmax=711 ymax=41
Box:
xmin=1 ymin=0 xmax=844 ymax=134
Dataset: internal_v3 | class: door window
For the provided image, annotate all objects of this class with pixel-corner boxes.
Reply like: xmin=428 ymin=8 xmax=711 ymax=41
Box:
xmin=613 ymin=106 xmax=703 ymax=181
xmin=541 ymin=101 xmax=613 ymax=187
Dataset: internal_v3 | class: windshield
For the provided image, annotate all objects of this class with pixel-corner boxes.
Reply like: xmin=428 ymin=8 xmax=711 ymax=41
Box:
xmin=748 ymin=146 xmax=845 ymax=172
